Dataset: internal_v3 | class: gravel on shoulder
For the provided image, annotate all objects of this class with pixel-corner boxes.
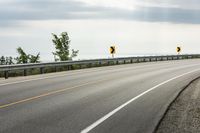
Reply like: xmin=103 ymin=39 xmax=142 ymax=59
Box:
xmin=156 ymin=78 xmax=200 ymax=133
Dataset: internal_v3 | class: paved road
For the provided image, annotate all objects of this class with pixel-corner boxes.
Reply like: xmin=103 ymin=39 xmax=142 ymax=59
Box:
xmin=1 ymin=59 xmax=200 ymax=133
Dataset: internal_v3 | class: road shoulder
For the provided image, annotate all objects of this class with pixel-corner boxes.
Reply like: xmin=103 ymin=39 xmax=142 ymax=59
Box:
xmin=156 ymin=77 xmax=200 ymax=133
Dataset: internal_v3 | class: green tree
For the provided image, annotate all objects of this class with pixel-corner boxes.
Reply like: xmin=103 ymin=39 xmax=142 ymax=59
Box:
xmin=0 ymin=56 xmax=14 ymax=65
xmin=6 ymin=56 xmax=14 ymax=65
xmin=15 ymin=47 xmax=40 ymax=64
xmin=15 ymin=47 xmax=29 ymax=64
xmin=29 ymin=53 xmax=40 ymax=63
xmin=8 ymin=56 xmax=14 ymax=65
xmin=52 ymin=32 xmax=79 ymax=61
xmin=70 ymin=49 xmax=79 ymax=59
xmin=0 ymin=56 xmax=5 ymax=65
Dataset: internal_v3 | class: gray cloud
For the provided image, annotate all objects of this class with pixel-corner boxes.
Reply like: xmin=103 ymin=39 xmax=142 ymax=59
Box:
xmin=139 ymin=0 xmax=200 ymax=9
xmin=0 ymin=0 xmax=200 ymax=27
xmin=130 ymin=7 xmax=200 ymax=24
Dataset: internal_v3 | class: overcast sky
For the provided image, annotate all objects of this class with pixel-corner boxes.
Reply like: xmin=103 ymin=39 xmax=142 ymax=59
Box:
xmin=0 ymin=0 xmax=200 ymax=61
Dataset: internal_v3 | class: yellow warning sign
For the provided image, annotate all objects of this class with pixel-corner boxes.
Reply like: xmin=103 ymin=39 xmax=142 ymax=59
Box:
xmin=110 ymin=46 xmax=116 ymax=54
xmin=177 ymin=47 xmax=181 ymax=53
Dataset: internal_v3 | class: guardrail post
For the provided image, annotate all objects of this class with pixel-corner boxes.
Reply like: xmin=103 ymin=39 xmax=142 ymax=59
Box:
xmin=67 ymin=65 xmax=72 ymax=70
xmin=99 ymin=62 xmax=102 ymax=66
xmin=67 ymin=65 xmax=70 ymax=70
xmin=79 ymin=64 xmax=82 ymax=69
xmin=55 ymin=66 xmax=58 ymax=72
xmin=94 ymin=62 xmax=98 ymax=67
xmin=23 ymin=69 xmax=27 ymax=76
xmin=4 ymin=71 xmax=9 ymax=79
xmin=116 ymin=60 xmax=119 ymax=65
xmin=124 ymin=60 xmax=126 ymax=64
xmin=40 ymin=67 xmax=44 ymax=74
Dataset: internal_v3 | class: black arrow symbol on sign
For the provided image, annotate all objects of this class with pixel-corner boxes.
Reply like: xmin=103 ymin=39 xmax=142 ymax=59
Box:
xmin=177 ymin=47 xmax=181 ymax=52
xmin=111 ymin=47 xmax=115 ymax=54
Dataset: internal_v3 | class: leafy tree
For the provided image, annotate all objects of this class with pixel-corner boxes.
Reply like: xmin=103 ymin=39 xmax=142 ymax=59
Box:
xmin=52 ymin=32 xmax=79 ymax=61
xmin=70 ymin=49 xmax=79 ymax=59
xmin=5 ymin=57 xmax=9 ymax=65
xmin=15 ymin=47 xmax=29 ymax=64
xmin=29 ymin=53 xmax=40 ymax=63
xmin=0 ymin=56 xmax=5 ymax=65
xmin=15 ymin=47 xmax=40 ymax=64
xmin=0 ymin=56 xmax=14 ymax=65
xmin=6 ymin=56 xmax=14 ymax=65
xmin=8 ymin=56 xmax=14 ymax=65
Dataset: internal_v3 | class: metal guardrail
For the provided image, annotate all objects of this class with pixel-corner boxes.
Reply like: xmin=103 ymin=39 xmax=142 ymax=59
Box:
xmin=0 ymin=54 xmax=200 ymax=79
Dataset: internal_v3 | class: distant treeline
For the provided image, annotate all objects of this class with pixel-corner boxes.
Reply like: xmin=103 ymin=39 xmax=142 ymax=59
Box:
xmin=0 ymin=32 xmax=78 ymax=65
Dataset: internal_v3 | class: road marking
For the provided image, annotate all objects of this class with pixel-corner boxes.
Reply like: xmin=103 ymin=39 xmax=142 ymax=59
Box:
xmin=80 ymin=68 xmax=200 ymax=133
xmin=0 ymin=63 xmax=199 ymax=109
xmin=0 ymin=62 xmax=192 ymax=109
xmin=0 ymin=63 xmax=165 ymax=87
xmin=0 ymin=79 xmax=107 ymax=109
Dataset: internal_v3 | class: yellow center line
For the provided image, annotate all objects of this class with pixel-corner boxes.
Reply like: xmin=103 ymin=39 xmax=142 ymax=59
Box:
xmin=0 ymin=79 xmax=106 ymax=109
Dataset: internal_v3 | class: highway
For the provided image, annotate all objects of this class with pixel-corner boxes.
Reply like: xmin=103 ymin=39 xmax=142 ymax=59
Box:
xmin=1 ymin=59 xmax=200 ymax=133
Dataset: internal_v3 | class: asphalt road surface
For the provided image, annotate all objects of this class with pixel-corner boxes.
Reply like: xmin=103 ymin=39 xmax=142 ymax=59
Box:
xmin=1 ymin=59 xmax=200 ymax=133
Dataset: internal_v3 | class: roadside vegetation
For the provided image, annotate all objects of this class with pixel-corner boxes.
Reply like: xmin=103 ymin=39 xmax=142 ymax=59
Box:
xmin=52 ymin=32 xmax=78 ymax=61
xmin=0 ymin=32 xmax=78 ymax=65
xmin=0 ymin=32 xmax=79 ymax=77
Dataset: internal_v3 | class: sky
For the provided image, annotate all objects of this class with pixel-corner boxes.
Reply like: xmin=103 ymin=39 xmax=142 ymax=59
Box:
xmin=0 ymin=0 xmax=200 ymax=61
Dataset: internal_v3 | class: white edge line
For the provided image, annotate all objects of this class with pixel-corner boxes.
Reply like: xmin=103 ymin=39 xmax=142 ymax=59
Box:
xmin=80 ymin=68 xmax=200 ymax=133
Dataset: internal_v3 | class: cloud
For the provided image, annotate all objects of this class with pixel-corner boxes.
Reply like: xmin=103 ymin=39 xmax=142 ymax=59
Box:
xmin=0 ymin=0 xmax=200 ymax=27
xmin=139 ymin=0 xmax=200 ymax=10
xmin=131 ymin=6 xmax=200 ymax=24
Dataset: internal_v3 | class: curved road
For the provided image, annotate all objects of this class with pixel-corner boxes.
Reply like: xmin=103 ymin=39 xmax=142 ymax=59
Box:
xmin=1 ymin=59 xmax=200 ymax=133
